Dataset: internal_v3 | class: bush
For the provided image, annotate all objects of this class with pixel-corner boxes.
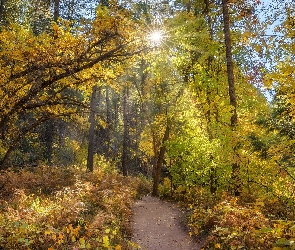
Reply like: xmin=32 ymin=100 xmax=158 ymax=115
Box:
xmin=188 ymin=193 xmax=295 ymax=249
xmin=158 ymin=177 xmax=172 ymax=198
xmin=133 ymin=173 xmax=151 ymax=198
xmin=0 ymin=165 xmax=143 ymax=249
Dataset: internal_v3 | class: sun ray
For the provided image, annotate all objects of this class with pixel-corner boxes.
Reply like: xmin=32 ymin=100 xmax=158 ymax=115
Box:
xmin=148 ymin=30 xmax=165 ymax=46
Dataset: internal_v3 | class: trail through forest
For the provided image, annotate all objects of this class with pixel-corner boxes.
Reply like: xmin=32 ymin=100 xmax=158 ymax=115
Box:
xmin=132 ymin=196 xmax=203 ymax=250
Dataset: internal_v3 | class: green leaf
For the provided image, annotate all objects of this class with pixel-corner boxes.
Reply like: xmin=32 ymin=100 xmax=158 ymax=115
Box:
xmin=260 ymin=227 xmax=272 ymax=233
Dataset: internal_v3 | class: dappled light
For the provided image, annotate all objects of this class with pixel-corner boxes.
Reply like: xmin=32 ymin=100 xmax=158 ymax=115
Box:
xmin=0 ymin=0 xmax=294 ymax=249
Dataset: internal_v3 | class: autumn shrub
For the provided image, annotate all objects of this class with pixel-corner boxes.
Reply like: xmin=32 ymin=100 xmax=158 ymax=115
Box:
xmin=0 ymin=166 xmax=76 ymax=198
xmin=0 ymin=165 xmax=144 ymax=249
xmin=132 ymin=173 xmax=151 ymax=199
xmin=188 ymin=193 xmax=295 ymax=249
xmin=158 ymin=177 xmax=172 ymax=198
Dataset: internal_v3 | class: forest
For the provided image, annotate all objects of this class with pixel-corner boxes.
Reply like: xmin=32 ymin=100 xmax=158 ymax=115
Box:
xmin=0 ymin=0 xmax=294 ymax=249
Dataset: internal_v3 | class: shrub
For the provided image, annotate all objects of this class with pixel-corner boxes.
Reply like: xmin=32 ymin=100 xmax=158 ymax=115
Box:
xmin=188 ymin=194 xmax=295 ymax=249
xmin=0 ymin=165 xmax=143 ymax=249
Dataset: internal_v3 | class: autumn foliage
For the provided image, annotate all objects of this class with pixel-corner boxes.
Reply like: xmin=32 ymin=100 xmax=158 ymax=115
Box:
xmin=0 ymin=0 xmax=295 ymax=249
xmin=0 ymin=165 xmax=149 ymax=249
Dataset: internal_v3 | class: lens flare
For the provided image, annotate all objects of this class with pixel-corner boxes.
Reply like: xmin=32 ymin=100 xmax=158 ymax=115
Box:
xmin=148 ymin=30 xmax=164 ymax=45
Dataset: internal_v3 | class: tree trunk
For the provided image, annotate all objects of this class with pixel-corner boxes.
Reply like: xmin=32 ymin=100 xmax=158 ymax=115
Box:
xmin=202 ymin=0 xmax=218 ymax=195
xmin=87 ymin=85 xmax=99 ymax=172
xmin=44 ymin=119 xmax=54 ymax=165
xmin=42 ymin=0 xmax=60 ymax=164
xmin=53 ymin=0 xmax=60 ymax=22
xmin=0 ymin=146 xmax=13 ymax=169
xmin=121 ymin=86 xmax=129 ymax=176
xmin=0 ymin=0 xmax=5 ymax=25
xmin=222 ymin=0 xmax=237 ymax=127
xmin=222 ymin=0 xmax=240 ymax=196
xmin=152 ymin=124 xmax=169 ymax=196
xmin=105 ymin=86 xmax=111 ymax=159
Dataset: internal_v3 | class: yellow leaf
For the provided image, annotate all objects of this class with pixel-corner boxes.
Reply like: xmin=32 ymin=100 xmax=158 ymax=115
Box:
xmin=44 ymin=229 xmax=51 ymax=235
xmin=102 ymin=236 xmax=109 ymax=247
xmin=79 ymin=237 xmax=85 ymax=245
xmin=256 ymin=201 xmax=264 ymax=206
xmin=254 ymin=44 xmax=262 ymax=53
xmin=115 ymin=245 xmax=122 ymax=250
xmin=215 ymin=243 xmax=221 ymax=249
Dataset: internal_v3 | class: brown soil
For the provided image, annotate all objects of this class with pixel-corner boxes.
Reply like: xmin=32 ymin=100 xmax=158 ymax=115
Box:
xmin=131 ymin=195 xmax=203 ymax=250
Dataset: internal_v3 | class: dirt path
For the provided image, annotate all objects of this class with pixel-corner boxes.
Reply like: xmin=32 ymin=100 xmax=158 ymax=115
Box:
xmin=131 ymin=195 xmax=203 ymax=250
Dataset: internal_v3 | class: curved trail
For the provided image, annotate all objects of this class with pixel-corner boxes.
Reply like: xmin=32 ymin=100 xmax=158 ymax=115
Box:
xmin=131 ymin=196 xmax=202 ymax=250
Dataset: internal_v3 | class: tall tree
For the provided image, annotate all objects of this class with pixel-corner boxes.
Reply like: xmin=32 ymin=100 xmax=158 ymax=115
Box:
xmin=44 ymin=0 xmax=60 ymax=165
xmin=53 ymin=0 xmax=60 ymax=22
xmin=87 ymin=85 xmax=100 ymax=172
xmin=0 ymin=3 xmax=141 ymax=168
xmin=152 ymin=121 xmax=169 ymax=196
xmin=222 ymin=0 xmax=240 ymax=196
xmin=121 ymin=86 xmax=129 ymax=176
xmin=0 ymin=0 xmax=5 ymax=24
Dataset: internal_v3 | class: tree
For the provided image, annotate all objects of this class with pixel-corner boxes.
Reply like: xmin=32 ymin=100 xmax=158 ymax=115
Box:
xmin=222 ymin=0 xmax=241 ymax=196
xmin=121 ymin=85 xmax=129 ymax=176
xmin=86 ymin=85 xmax=100 ymax=172
xmin=152 ymin=122 xmax=169 ymax=196
xmin=0 ymin=0 xmax=28 ymax=27
xmin=0 ymin=3 xmax=142 ymax=168
xmin=44 ymin=0 xmax=60 ymax=165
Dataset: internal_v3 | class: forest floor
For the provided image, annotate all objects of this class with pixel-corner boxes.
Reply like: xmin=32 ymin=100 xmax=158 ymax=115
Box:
xmin=131 ymin=195 xmax=204 ymax=250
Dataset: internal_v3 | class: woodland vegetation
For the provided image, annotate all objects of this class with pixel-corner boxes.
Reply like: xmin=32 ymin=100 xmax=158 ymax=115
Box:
xmin=0 ymin=0 xmax=294 ymax=249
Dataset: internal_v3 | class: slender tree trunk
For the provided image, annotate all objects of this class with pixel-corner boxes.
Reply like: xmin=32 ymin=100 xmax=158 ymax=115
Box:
xmin=203 ymin=0 xmax=218 ymax=195
xmin=44 ymin=120 xmax=54 ymax=165
xmin=222 ymin=0 xmax=240 ymax=196
xmin=87 ymin=85 xmax=99 ymax=172
xmin=53 ymin=0 xmax=60 ymax=22
xmin=112 ymin=91 xmax=120 ymax=159
xmin=121 ymin=86 xmax=129 ymax=176
xmin=206 ymin=94 xmax=217 ymax=194
xmin=152 ymin=124 xmax=170 ymax=196
xmin=43 ymin=0 xmax=60 ymax=164
xmin=222 ymin=0 xmax=237 ymax=126
xmin=0 ymin=0 xmax=5 ymax=25
xmin=0 ymin=146 xmax=13 ymax=169
xmin=105 ymin=86 xmax=111 ymax=159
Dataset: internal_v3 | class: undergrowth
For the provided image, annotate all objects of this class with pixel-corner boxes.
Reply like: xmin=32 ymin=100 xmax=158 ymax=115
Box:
xmin=0 ymin=165 xmax=150 ymax=249
xmin=159 ymin=178 xmax=295 ymax=250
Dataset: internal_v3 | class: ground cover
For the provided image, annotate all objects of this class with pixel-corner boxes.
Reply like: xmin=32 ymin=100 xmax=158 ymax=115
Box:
xmin=159 ymin=182 xmax=295 ymax=250
xmin=0 ymin=165 xmax=150 ymax=250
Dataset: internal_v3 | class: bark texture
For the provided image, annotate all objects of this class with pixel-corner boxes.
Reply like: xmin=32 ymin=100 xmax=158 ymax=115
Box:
xmin=152 ymin=124 xmax=169 ymax=196
xmin=222 ymin=0 xmax=238 ymax=127
xmin=222 ymin=0 xmax=241 ymax=196
xmin=87 ymin=85 xmax=100 ymax=172
xmin=121 ymin=86 xmax=129 ymax=176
